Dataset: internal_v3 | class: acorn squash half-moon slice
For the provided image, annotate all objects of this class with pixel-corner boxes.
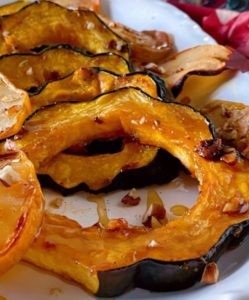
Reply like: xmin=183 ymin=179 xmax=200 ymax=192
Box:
xmin=22 ymin=87 xmax=249 ymax=296
xmin=0 ymin=1 xmax=129 ymax=59
xmin=0 ymin=1 xmax=100 ymax=16
xmin=38 ymin=142 xmax=158 ymax=191
xmin=0 ymin=66 xmax=166 ymax=140
xmin=0 ymin=45 xmax=130 ymax=91
xmin=0 ymin=146 xmax=44 ymax=275
xmin=30 ymin=67 xmax=167 ymax=112
xmin=38 ymin=146 xmax=180 ymax=195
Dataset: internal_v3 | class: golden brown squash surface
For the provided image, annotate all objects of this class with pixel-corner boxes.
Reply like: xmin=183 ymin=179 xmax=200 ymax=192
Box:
xmin=0 ymin=147 xmax=44 ymax=275
xmin=11 ymin=88 xmax=214 ymax=169
xmin=30 ymin=67 xmax=158 ymax=111
xmin=22 ymin=88 xmax=249 ymax=295
xmin=0 ymin=45 xmax=130 ymax=91
xmin=38 ymin=142 xmax=158 ymax=190
xmin=0 ymin=1 xmax=129 ymax=59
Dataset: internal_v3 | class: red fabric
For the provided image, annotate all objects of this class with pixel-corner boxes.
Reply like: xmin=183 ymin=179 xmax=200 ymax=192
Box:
xmin=166 ymin=0 xmax=213 ymax=25
xmin=165 ymin=0 xmax=249 ymax=61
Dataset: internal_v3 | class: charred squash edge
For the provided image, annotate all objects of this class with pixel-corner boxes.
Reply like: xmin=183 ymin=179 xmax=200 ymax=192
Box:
xmin=0 ymin=0 xmax=130 ymax=60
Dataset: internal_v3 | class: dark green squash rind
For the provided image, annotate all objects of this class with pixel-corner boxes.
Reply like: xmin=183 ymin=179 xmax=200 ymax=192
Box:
xmin=0 ymin=44 xmax=132 ymax=94
xmin=29 ymin=66 xmax=170 ymax=102
xmin=96 ymin=220 xmax=249 ymax=297
xmin=0 ymin=1 xmax=130 ymax=59
xmin=38 ymin=149 xmax=181 ymax=196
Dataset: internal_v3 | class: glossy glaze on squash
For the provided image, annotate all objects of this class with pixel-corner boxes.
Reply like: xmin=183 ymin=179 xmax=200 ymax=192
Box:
xmin=0 ymin=65 xmax=166 ymax=140
xmin=39 ymin=147 xmax=180 ymax=195
xmin=0 ymin=45 xmax=130 ymax=91
xmin=0 ymin=147 xmax=44 ymax=275
xmin=12 ymin=87 xmax=210 ymax=169
xmin=0 ymin=1 xmax=129 ymax=59
xmin=38 ymin=142 xmax=157 ymax=190
xmin=21 ymin=87 xmax=249 ymax=296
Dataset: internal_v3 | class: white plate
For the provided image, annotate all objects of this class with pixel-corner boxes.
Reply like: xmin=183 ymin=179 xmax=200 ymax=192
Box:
xmin=0 ymin=0 xmax=249 ymax=299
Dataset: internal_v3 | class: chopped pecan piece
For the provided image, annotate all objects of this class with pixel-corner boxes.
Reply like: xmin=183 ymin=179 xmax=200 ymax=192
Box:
xmin=121 ymin=188 xmax=141 ymax=206
xmin=201 ymin=262 xmax=219 ymax=285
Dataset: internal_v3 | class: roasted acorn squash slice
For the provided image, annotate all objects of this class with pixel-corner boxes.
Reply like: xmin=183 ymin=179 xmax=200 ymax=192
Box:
xmin=0 ymin=66 xmax=166 ymax=140
xmin=37 ymin=145 xmax=181 ymax=196
xmin=0 ymin=45 xmax=130 ymax=91
xmin=10 ymin=87 xmax=214 ymax=168
xmin=0 ymin=145 xmax=44 ymax=275
xmin=38 ymin=142 xmax=158 ymax=190
xmin=21 ymin=87 xmax=249 ymax=296
xmin=38 ymin=143 xmax=179 ymax=194
xmin=0 ymin=0 xmax=100 ymax=15
xmin=30 ymin=67 xmax=167 ymax=112
xmin=0 ymin=73 xmax=30 ymax=140
xmin=0 ymin=1 xmax=129 ymax=59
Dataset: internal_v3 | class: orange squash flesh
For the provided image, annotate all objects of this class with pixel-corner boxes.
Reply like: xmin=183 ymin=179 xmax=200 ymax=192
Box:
xmin=0 ymin=147 xmax=44 ymax=275
xmin=0 ymin=73 xmax=31 ymax=140
xmin=12 ymin=87 xmax=210 ymax=169
xmin=0 ymin=66 xmax=159 ymax=140
xmin=0 ymin=45 xmax=130 ymax=91
xmin=0 ymin=1 xmax=129 ymax=59
xmin=30 ymin=67 xmax=158 ymax=112
xmin=0 ymin=1 xmax=100 ymax=16
xmin=0 ymin=1 xmax=29 ymax=16
xmin=21 ymin=88 xmax=249 ymax=294
xmin=38 ymin=142 xmax=158 ymax=190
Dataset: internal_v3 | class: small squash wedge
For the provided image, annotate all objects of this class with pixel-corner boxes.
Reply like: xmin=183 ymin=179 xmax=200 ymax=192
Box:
xmin=0 ymin=73 xmax=30 ymax=140
xmin=160 ymin=45 xmax=232 ymax=97
xmin=0 ymin=145 xmax=44 ymax=275
xmin=30 ymin=67 xmax=167 ymax=112
xmin=22 ymin=87 xmax=249 ymax=296
xmin=0 ymin=45 xmax=130 ymax=91
xmin=202 ymin=100 xmax=249 ymax=158
xmin=0 ymin=1 xmax=129 ymax=59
